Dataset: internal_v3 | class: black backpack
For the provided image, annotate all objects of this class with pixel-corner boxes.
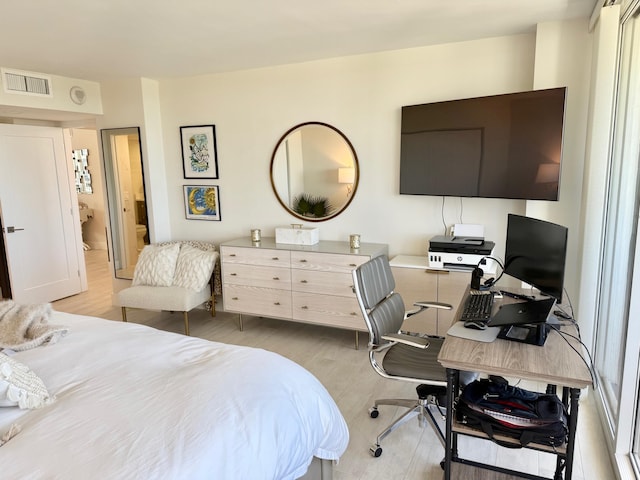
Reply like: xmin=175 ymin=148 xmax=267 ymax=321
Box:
xmin=456 ymin=377 xmax=568 ymax=448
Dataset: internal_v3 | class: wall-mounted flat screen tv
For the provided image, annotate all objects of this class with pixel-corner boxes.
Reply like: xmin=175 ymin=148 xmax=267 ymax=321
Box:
xmin=399 ymin=87 xmax=566 ymax=200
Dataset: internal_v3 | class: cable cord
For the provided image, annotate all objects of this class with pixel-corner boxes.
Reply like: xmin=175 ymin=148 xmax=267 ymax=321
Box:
xmin=441 ymin=196 xmax=447 ymax=235
xmin=548 ymin=325 xmax=597 ymax=389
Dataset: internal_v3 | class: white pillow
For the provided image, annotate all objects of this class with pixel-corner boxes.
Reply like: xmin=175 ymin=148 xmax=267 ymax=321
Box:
xmin=132 ymin=243 xmax=181 ymax=287
xmin=0 ymin=352 xmax=52 ymax=409
xmin=172 ymin=244 xmax=218 ymax=292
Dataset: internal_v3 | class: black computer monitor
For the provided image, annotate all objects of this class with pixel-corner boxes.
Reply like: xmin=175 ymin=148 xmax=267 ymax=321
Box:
xmin=503 ymin=214 xmax=568 ymax=303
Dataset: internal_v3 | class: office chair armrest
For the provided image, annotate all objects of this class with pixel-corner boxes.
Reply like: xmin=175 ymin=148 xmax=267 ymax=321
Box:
xmin=381 ymin=333 xmax=430 ymax=349
xmin=414 ymin=301 xmax=452 ymax=310
xmin=406 ymin=301 xmax=452 ymax=318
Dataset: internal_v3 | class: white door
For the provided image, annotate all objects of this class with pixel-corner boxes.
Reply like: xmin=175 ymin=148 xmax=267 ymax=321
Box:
xmin=0 ymin=124 xmax=84 ymax=303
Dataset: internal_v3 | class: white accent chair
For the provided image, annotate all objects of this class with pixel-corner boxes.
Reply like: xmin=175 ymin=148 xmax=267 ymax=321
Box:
xmin=117 ymin=241 xmax=220 ymax=336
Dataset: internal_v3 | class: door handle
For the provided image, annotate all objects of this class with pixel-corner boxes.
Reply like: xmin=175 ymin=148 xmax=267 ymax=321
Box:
xmin=5 ymin=226 xmax=24 ymax=233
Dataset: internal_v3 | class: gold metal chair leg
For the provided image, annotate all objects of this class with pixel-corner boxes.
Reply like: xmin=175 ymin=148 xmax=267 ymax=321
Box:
xmin=239 ymin=314 xmax=243 ymax=331
xmin=355 ymin=331 xmax=359 ymax=350
xmin=121 ymin=307 xmax=128 ymax=322
xmin=210 ymin=296 xmax=216 ymax=317
xmin=183 ymin=312 xmax=190 ymax=336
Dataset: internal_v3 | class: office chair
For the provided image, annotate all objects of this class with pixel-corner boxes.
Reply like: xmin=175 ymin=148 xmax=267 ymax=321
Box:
xmin=352 ymin=255 xmax=474 ymax=458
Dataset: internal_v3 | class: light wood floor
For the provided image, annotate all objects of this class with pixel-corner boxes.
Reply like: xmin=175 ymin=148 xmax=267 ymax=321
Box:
xmin=53 ymin=249 xmax=617 ymax=480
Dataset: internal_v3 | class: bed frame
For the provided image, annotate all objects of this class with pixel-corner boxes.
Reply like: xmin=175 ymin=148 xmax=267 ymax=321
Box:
xmin=299 ymin=458 xmax=333 ymax=480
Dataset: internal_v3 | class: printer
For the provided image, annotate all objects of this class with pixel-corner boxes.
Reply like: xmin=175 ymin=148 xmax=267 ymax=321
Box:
xmin=428 ymin=235 xmax=497 ymax=273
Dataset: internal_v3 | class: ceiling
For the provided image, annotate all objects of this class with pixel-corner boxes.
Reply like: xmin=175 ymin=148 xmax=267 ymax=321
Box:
xmin=0 ymin=0 xmax=599 ymax=82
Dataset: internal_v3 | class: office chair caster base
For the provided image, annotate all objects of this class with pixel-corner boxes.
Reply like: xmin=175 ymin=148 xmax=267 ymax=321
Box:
xmin=370 ymin=444 xmax=382 ymax=457
xmin=369 ymin=407 xmax=379 ymax=418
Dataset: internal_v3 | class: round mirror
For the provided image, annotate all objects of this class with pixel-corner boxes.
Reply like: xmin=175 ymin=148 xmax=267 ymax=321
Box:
xmin=270 ymin=122 xmax=359 ymax=222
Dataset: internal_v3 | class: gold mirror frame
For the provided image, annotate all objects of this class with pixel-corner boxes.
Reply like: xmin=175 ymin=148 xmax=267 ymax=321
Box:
xmin=270 ymin=122 xmax=359 ymax=222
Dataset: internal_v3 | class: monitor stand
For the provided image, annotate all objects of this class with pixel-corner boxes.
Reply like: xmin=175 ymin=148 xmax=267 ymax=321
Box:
xmin=498 ymin=323 xmax=550 ymax=346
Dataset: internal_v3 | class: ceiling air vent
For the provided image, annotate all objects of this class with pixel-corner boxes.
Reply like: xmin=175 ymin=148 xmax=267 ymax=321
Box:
xmin=1 ymin=68 xmax=52 ymax=96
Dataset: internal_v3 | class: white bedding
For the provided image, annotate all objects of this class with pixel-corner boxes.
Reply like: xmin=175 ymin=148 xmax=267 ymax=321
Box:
xmin=0 ymin=312 xmax=349 ymax=479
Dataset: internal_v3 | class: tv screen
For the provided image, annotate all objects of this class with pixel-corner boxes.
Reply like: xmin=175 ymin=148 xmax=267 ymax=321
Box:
xmin=399 ymin=87 xmax=566 ymax=200
xmin=503 ymin=214 xmax=568 ymax=302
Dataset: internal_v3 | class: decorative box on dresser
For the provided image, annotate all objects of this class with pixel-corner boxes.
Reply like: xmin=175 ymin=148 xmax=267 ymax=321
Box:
xmin=389 ymin=255 xmax=470 ymax=336
xmin=220 ymin=237 xmax=388 ymax=348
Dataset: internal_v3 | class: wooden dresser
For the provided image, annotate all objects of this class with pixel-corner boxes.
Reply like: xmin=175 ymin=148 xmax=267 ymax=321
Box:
xmin=220 ymin=237 xmax=388 ymax=347
xmin=389 ymin=255 xmax=523 ymax=336
xmin=389 ymin=255 xmax=469 ymax=336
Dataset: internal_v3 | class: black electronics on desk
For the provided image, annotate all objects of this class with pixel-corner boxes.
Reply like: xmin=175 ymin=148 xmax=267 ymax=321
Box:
xmin=503 ymin=214 xmax=568 ymax=303
xmin=488 ymin=298 xmax=556 ymax=327
xmin=491 ymin=298 xmax=554 ymax=346
xmin=490 ymin=214 xmax=568 ymax=346
xmin=498 ymin=323 xmax=550 ymax=346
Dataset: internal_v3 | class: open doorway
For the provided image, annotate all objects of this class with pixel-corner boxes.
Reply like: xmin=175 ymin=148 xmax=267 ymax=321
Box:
xmin=69 ymin=128 xmax=108 ymax=253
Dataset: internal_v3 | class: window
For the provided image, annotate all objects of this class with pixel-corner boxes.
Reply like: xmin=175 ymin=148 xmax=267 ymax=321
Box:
xmin=595 ymin=4 xmax=640 ymax=477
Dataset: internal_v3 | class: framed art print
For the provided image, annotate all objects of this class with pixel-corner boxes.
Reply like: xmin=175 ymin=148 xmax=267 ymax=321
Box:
xmin=180 ymin=125 xmax=219 ymax=179
xmin=183 ymin=185 xmax=221 ymax=221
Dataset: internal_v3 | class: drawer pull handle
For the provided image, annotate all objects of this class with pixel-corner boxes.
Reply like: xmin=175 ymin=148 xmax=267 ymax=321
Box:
xmin=349 ymin=263 xmax=357 ymax=267
xmin=272 ymin=257 xmax=279 ymax=261
xmin=350 ymin=312 xmax=358 ymax=316
xmin=232 ymin=297 xmax=239 ymax=300
xmin=230 ymin=254 xmax=236 ymax=257
xmin=274 ymin=302 xmax=281 ymax=306
xmin=301 ymin=306 xmax=308 ymax=309
xmin=299 ymin=259 xmax=307 ymax=263
xmin=273 ymin=277 xmax=280 ymax=280
xmin=300 ymin=280 xmax=308 ymax=283
xmin=230 ymin=273 xmax=237 ymax=276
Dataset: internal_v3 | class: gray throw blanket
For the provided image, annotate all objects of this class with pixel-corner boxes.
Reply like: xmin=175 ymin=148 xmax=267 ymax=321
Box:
xmin=0 ymin=300 xmax=68 ymax=351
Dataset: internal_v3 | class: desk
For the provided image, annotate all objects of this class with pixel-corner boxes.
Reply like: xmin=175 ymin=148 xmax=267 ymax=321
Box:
xmin=437 ymin=292 xmax=592 ymax=480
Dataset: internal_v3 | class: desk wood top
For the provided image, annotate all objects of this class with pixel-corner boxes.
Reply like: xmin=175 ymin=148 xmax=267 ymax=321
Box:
xmin=437 ymin=291 xmax=593 ymax=389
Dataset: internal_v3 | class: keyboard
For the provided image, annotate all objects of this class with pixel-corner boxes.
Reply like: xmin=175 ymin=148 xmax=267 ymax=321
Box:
xmin=460 ymin=292 xmax=494 ymax=323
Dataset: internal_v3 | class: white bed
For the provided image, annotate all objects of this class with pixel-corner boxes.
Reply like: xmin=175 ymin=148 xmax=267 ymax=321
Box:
xmin=0 ymin=311 xmax=349 ymax=479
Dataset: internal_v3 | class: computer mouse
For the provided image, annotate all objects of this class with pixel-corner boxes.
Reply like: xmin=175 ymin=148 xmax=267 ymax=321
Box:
xmin=464 ymin=320 xmax=488 ymax=330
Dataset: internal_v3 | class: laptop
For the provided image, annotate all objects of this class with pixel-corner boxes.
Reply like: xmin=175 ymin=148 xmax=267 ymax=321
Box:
xmin=487 ymin=298 xmax=556 ymax=327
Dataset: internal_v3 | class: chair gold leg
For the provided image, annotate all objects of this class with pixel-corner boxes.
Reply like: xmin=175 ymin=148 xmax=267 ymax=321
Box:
xmin=183 ymin=312 xmax=190 ymax=336
xmin=121 ymin=307 xmax=128 ymax=322
xmin=355 ymin=331 xmax=359 ymax=350
xmin=239 ymin=314 xmax=243 ymax=331
xmin=210 ymin=296 xmax=216 ymax=317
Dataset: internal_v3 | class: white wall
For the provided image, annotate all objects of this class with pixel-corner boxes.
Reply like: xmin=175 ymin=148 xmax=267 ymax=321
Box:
xmin=0 ymin=69 xmax=102 ymax=115
xmin=578 ymin=5 xmax=620 ymax=352
xmin=99 ymin=21 xmax=593 ymax=308
xmin=528 ymin=18 xmax=594 ymax=315
xmin=158 ymin=33 xmax=538 ymax=253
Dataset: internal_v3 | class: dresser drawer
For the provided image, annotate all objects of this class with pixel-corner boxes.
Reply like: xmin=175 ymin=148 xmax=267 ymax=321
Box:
xmin=223 ymin=264 xmax=291 ymax=290
xmin=221 ymin=246 xmax=291 ymax=268
xmin=291 ymin=270 xmax=354 ymax=297
xmin=292 ymin=292 xmax=365 ymax=330
xmin=291 ymin=251 xmax=369 ymax=274
xmin=223 ymin=284 xmax=292 ymax=319
xmin=220 ymin=238 xmax=389 ymax=343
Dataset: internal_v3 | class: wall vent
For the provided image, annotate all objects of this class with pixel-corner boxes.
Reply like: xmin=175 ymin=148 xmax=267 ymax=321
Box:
xmin=1 ymin=68 xmax=52 ymax=97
